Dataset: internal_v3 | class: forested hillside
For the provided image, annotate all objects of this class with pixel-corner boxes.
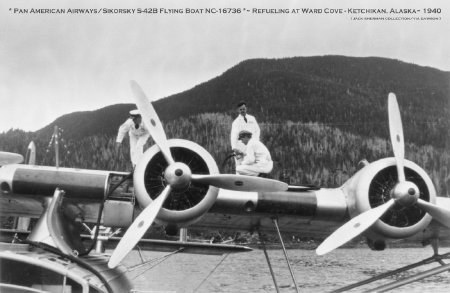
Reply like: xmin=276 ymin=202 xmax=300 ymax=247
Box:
xmin=4 ymin=55 xmax=447 ymax=148
xmin=1 ymin=113 xmax=449 ymax=197
xmin=157 ymin=56 xmax=449 ymax=148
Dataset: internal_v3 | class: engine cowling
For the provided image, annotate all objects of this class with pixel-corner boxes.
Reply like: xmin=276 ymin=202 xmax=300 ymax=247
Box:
xmin=343 ymin=157 xmax=436 ymax=239
xmin=133 ymin=139 xmax=219 ymax=227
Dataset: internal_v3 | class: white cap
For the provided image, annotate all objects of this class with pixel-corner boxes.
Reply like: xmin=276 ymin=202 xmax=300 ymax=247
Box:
xmin=129 ymin=109 xmax=140 ymax=116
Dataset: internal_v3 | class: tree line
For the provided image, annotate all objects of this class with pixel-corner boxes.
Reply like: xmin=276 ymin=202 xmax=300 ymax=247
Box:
xmin=2 ymin=112 xmax=447 ymax=195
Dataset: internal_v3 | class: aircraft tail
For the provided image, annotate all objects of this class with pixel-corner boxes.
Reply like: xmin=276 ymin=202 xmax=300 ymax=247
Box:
xmin=24 ymin=141 xmax=36 ymax=165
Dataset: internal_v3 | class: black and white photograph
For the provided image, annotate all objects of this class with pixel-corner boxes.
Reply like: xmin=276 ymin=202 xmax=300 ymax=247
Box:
xmin=1 ymin=0 xmax=449 ymax=292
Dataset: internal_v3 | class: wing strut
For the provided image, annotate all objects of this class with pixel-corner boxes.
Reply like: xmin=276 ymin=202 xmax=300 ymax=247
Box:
xmin=257 ymin=228 xmax=280 ymax=293
xmin=256 ymin=220 xmax=301 ymax=293
xmin=272 ymin=218 xmax=300 ymax=293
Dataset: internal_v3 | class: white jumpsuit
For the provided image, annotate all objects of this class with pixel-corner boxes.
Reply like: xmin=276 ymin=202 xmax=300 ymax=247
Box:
xmin=230 ymin=114 xmax=260 ymax=166
xmin=116 ymin=119 xmax=150 ymax=166
xmin=236 ymin=139 xmax=273 ymax=176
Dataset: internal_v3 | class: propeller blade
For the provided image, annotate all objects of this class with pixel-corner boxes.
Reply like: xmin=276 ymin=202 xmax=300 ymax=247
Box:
xmin=388 ymin=93 xmax=405 ymax=182
xmin=191 ymin=174 xmax=288 ymax=192
xmin=0 ymin=152 xmax=24 ymax=165
xmin=316 ymin=199 xmax=395 ymax=256
xmin=108 ymin=186 xmax=172 ymax=268
xmin=130 ymin=80 xmax=175 ymax=165
xmin=417 ymin=199 xmax=450 ymax=229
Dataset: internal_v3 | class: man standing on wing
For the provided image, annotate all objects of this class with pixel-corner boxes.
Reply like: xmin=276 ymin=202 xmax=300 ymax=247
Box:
xmin=116 ymin=109 xmax=150 ymax=167
xmin=230 ymin=101 xmax=260 ymax=168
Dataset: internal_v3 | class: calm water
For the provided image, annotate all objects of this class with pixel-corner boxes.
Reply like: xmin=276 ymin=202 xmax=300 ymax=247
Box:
xmin=117 ymin=247 xmax=450 ymax=293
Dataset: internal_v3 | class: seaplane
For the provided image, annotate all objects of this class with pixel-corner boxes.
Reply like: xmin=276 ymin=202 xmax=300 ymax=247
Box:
xmin=1 ymin=81 xmax=450 ymax=292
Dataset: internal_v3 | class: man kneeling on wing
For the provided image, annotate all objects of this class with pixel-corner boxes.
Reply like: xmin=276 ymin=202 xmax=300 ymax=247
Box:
xmin=235 ymin=130 xmax=273 ymax=176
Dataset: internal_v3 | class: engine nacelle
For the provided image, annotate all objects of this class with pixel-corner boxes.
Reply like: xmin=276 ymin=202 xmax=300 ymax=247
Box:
xmin=133 ymin=139 xmax=219 ymax=227
xmin=342 ymin=157 xmax=436 ymax=240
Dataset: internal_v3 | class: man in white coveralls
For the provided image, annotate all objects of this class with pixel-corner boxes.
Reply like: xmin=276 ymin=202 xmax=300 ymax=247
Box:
xmin=235 ymin=130 xmax=273 ymax=176
xmin=230 ymin=101 xmax=260 ymax=167
xmin=116 ymin=109 xmax=150 ymax=167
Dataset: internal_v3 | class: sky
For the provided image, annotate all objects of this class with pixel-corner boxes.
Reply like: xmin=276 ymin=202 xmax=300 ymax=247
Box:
xmin=0 ymin=0 xmax=449 ymax=132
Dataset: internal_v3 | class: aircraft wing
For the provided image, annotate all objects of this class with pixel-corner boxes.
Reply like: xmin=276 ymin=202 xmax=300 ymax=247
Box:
xmin=191 ymin=188 xmax=347 ymax=238
xmin=3 ymin=165 xmax=450 ymax=243
xmin=0 ymin=173 xmax=347 ymax=237
xmin=194 ymin=193 xmax=450 ymax=243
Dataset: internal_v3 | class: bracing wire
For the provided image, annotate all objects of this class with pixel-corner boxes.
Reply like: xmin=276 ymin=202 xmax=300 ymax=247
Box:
xmin=193 ymin=253 xmax=230 ymax=292
xmin=130 ymin=248 xmax=184 ymax=280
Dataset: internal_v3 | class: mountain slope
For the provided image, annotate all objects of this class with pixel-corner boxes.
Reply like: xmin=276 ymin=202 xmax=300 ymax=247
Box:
xmin=35 ymin=104 xmax=136 ymax=140
xmin=156 ymin=56 xmax=449 ymax=147
xmin=1 ymin=55 xmax=449 ymax=149
xmin=30 ymin=55 xmax=450 ymax=148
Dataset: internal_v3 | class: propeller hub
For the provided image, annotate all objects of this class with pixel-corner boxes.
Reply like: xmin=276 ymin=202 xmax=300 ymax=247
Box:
xmin=164 ymin=162 xmax=192 ymax=190
xmin=391 ymin=181 xmax=420 ymax=207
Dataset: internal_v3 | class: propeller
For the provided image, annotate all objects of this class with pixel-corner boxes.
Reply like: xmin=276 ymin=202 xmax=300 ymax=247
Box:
xmin=316 ymin=199 xmax=395 ymax=255
xmin=0 ymin=151 xmax=24 ymax=165
xmin=416 ymin=199 xmax=450 ymax=229
xmin=130 ymin=80 xmax=175 ymax=165
xmin=316 ymin=93 xmax=450 ymax=256
xmin=108 ymin=186 xmax=171 ymax=268
xmin=388 ymin=93 xmax=405 ymax=183
xmin=108 ymin=81 xmax=289 ymax=268
xmin=191 ymin=174 xmax=288 ymax=192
